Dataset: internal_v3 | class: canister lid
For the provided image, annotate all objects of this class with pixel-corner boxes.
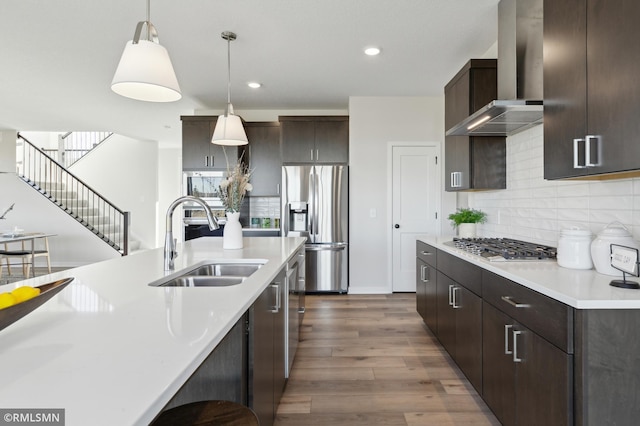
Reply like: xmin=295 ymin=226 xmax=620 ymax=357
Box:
xmin=597 ymin=221 xmax=632 ymax=237
xmin=560 ymin=226 xmax=592 ymax=237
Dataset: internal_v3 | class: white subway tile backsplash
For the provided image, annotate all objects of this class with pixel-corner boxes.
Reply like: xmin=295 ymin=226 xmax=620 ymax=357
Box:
xmin=532 ymin=207 xmax=557 ymax=220
xmin=532 ymin=186 xmax=557 ymax=200
xmin=468 ymin=124 xmax=640 ymax=246
xmin=249 ymin=196 xmax=281 ymax=221
xmin=557 ymin=196 xmax=589 ymax=209
xmin=589 ymin=179 xmax=633 ymax=196
xmin=556 ymin=182 xmax=590 ymax=198
xmin=589 ymin=210 xmax=632 ymax=225
xmin=589 ymin=196 xmax=633 ymax=211
xmin=557 ymin=208 xmax=590 ymax=222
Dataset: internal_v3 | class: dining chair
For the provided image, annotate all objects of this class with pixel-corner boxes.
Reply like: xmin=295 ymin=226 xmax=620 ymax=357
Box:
xmin=0 ymin=237 xmax=51 ymax=279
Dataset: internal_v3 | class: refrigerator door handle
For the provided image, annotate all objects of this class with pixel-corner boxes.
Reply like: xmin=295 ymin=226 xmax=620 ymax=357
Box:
xmin=305 ymin=243 xmax=348 ymax=251
xmin=310 ymin=169 xmax=316 ymax=240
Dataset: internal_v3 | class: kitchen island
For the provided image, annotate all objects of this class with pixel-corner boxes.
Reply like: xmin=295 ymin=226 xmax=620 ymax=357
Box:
xmin=0 ymin=236 xmax=305 ymax=426
xmin=418 ymin=236 xmax=640 ymax=426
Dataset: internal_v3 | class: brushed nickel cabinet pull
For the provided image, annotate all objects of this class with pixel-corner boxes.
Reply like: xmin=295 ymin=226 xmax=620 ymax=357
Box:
xmin=573 ymin=138 xmax=586 ymax=169
xmin=420 ymin=265 xmax=430 ymax=282
xmin=452 ymin=287 xmax=460 ymax=309
xmin=270 ymin=283 xmax=280 ymax=313
xmin=501 ymin=296 xmax=530 ymax=308
xmin=504 ymin=324 xmax=513 ymax=355
xmin=513 ymin=330 xmax=523 ymax=362
xmin=585 ymin=134 xmax=601 ymax=167
xmin=420 ymin=251 xmax=433 ymax=256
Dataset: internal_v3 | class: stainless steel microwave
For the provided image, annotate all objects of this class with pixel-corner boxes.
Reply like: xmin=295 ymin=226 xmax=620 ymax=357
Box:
xmin=183 ymin=171 xmax=225 ymax=206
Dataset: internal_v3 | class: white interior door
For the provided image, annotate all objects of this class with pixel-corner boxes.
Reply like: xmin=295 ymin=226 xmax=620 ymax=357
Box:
xmin=391 ymin=145 xmax=439 ymax=292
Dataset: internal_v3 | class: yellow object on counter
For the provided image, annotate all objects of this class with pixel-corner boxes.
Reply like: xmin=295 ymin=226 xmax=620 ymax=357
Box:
xmin=0 ymin=292 xmax=17 ymax=310
xmin=11 ymin=286 xmax=41 ymax=303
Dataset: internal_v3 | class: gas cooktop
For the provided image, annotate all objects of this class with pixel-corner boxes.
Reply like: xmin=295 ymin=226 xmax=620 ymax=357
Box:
xmin=445 ymin=237 xmax=557 ymax=261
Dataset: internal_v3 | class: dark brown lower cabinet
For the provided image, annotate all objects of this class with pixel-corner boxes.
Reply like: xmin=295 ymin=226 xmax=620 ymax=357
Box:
xmin=159 ymin=316 xmax=247 ymax=415
xmin=249 ymin=268 xmax=286 ymax=426
xmin=415 ymin=241 xmax=640 ymax=426
xmin=436 ymin=272 xmax=482 ymax=392
xmin=482 ymin=302 xmax=572 ymax=426
xmin=415 ymin=257 xmax=437 ymax=332
xmin=436 ymin=273 xmax=457 ymax=357
xmin=454 ymin=285 xmax=483 ymax=393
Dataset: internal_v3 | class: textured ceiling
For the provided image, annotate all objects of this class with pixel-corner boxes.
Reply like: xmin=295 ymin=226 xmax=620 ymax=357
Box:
xmin=0 ymin=0 xmax=499 ymax=144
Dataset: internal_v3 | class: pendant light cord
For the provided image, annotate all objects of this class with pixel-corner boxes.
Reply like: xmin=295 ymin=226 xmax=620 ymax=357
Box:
xmin=146 ymin=0 xmax=151 ymax=40
xmin=226 ymin=35 xmax=231 ymax=115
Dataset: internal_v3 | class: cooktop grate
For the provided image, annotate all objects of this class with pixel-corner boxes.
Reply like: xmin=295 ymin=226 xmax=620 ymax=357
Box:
xmin=451 ymin=237 xmax=557 ymax=261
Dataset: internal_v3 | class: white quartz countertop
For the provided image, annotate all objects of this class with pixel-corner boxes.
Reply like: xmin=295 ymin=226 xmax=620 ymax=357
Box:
xmin=0 ymin=236 xmax=305 ymax=426
xmin=420 ymin=236 xmax=640 ymax=310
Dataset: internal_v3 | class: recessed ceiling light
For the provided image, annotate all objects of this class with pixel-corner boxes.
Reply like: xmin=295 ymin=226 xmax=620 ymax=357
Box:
xmin=247 ymin=82 xmax=262 ymax=89
xmin=364 ymin=47 xmax=381 ymax=56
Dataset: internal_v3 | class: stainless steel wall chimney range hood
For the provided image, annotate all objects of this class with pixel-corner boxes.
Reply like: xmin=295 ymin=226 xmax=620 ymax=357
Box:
xmin=446 ymin=0 xmax=543 ymax=137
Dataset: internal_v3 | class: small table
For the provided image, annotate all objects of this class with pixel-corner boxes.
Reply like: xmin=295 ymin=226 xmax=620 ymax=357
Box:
xmin=0 ymin=232 xmax=55 ymax=278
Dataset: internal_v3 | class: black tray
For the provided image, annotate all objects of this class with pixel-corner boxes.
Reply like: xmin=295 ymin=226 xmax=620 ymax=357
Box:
xmin=0 ymin=277 xmax=74 ymax=332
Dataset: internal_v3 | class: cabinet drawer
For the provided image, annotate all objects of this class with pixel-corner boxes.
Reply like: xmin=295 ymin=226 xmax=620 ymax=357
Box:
xmin=416 ymin=241 xmax=437 ymax=267
xmin=437 ymin=250 xmax=482 ymax=296
xmin=482 ymin=270 xmax=574 ymax=353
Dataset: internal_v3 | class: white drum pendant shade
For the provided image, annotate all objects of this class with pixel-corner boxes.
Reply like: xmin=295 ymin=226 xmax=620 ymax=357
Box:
xmin=111 ymin=39 xmax=181 ymax=102
xmin=212 ymin=114 xmax=248 ymax=146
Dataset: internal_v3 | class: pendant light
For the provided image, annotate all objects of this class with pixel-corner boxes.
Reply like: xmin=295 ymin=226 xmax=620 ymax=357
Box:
xmin=111 ymin=0 xmax=181 ymax=102
xmin=211 ymin=31 xmax=248 ymax=146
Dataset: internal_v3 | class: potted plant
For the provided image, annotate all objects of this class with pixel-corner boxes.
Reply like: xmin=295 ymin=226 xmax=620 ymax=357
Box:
xmin=448 ymin=208 xmax=487 ymax=238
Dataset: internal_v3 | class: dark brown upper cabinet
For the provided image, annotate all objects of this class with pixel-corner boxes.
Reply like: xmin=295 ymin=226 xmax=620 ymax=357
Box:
xmin=181 ymin=116 xmax=243 ymax=171
xmin=544 ymin=0 xmax=640 ymax=179
xmin=279 ymin=116 xmax=348 ymax=164
xmin=244 ymin=122 xmax=282 ymax=197
xmin=445 ymin=60 xmax=506 ymax=191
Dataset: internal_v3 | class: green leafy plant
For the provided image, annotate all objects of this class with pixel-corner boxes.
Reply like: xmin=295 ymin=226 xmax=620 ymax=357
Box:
xmin=448 ymin=208 xmax=487 ymax=228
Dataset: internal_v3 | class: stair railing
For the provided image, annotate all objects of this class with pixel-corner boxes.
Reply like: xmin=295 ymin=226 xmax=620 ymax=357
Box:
xmin=39 ymin=131 xmax=113 ymax=168
xmin=17 ymin=134 xmax=130 ymax=255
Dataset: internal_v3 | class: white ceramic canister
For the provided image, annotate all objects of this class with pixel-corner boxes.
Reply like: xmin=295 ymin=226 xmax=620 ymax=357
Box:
xmin=557 ymin=227 xmax=594 ymax=269
xmin=591 ymin=222 xmax=640 ymax=276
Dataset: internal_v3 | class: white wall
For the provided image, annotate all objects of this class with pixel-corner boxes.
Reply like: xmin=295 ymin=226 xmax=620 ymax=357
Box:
xmin=69 ymin=135 xmax=159 ymax=249
xmin=348 ymin=96 xmax=454 ymax=294
xmin=470 ymin=125 xmax=640 ymax=246
xmin=157 ymin=146 xmax=183 ymax=247
xmin=0 ymin=130 xmax=17 ymax=173
xmin=19 ymin=131 xmax=60 ymax=150
xmin=0 ymin=173 xmax=119 ymax=267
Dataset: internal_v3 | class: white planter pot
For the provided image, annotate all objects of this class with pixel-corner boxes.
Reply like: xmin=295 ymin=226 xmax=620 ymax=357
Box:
xmin=457 ymin=223 xmax=477 ymax=238
xmin=223 ymin=212 xmax=243 ymax=249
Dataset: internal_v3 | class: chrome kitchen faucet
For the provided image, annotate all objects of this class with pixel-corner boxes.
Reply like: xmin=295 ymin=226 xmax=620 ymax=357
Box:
xmin=164 ymin=196 xmax=219 ymax=271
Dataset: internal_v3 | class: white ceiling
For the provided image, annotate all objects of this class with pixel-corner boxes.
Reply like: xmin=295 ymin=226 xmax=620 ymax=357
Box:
xmin=0 ymin=0 xmax=499 ymax=145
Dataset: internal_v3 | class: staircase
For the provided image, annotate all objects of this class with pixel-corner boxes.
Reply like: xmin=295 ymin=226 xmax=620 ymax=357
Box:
xmin=17 ymin=134 xmax=131 ymax=255
xmin=40 ymin=131 xmax=113 ymax=168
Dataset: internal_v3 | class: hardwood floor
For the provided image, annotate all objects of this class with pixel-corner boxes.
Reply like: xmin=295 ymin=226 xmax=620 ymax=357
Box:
xmin=276 ymin=293 xmax=500 ymax=426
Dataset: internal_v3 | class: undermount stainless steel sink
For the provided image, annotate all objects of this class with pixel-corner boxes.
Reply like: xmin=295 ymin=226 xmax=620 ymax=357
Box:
xmin=187 ymin=263 xmax=262 ymax=277
xmin=149 ymin=261 xmax=264 ymax=287
xmin=160 ymin=276 xmax=245 ymax=287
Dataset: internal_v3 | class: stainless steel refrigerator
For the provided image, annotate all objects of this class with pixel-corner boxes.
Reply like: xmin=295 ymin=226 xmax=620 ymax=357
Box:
xmin=282 ymin=165 xmax=348 ymax=293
